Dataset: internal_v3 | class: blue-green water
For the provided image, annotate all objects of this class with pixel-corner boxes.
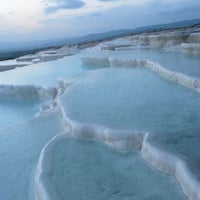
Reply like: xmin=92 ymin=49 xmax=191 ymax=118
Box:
xmin=61 ymin=66 xmax=200 ymax=181
xmin=61 ymin=67 xmax=200 ymax=133
xmin=0 ymin=55 xmax=83 ymax=86
xmin=0 ymin=45 xmax=199 ymax=200
xmin=88 ymin=48 xmax=200 ymax=77
xmin=0 ymin=99 xmax=41 ymax=130
xmin=0 ymin=113 xmax=64 ymax=200
xmin=47 ymin=136 xmax=185 ymax=200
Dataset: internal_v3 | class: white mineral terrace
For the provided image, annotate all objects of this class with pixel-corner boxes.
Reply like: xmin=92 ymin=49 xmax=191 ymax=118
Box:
xmin=1 ymin=26 xmax=200 ymax=200
xmin=59 ymin=79 xmax=200 ymax=200
xmin=181 ymin=43 xmax=200 ymax=54
xmin=0 ymin=46 xmax=80 ymax=73
xmin=101 ymin=30 xmax=200 ymax=54
xmin=34 ymin=76 xmax=200 ymax=200
xmin=16 ymin=46 xmax=79 ymax=64
xmin=81 ymin=56 xmax=200 ymax=93
xmin=0 ymin=84 xmax=57 ymax=100
xmin=0 ymin=59 xmax=199 ymax=200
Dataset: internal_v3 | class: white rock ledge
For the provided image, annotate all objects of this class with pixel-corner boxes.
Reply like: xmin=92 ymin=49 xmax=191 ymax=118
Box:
xmin=82 ymin=56 xmax=200 ymax=93
xmin=56 ymin=99 xmax=145 ymax=151
xmin=35 ymin=98 xmax=200 ymax=200
xmin=0 ymin=80 xmax=71 ymax=100
xmin=0 ymin=84 xmax=57 ymax=100
xmin=34 ymin=94 xmax=200 ymax=200
xmin=34 ymin=135 xmax=65 ymax=200
xmin=125 ymin=32 xmax=200 ymax=49
xmin=181 ymin=43 xmax=200 ymax=54
xmin=141 ymin=134 xmax=200 ymax=200
xmin=38 ymin=91 xmax=199 ymax=200
xmin=49 ymin=79 xmax=200 ymax=200
xmin=23 ymin=67 xmax=199 ymax=200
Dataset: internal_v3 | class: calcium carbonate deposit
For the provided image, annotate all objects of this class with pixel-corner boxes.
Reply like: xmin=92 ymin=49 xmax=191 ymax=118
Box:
xmin=0 ymin=27 xmax=200 ymax=200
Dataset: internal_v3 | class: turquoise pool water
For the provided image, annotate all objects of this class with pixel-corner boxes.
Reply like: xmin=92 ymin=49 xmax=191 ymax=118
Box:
xmin=46 ymin=136 xmax=185 ymax=200
xmin=86 ymin=48 xmax=200 ymax=77
xmin=61 ymin=67 xmax=200 ymax=133
xmin=0 ymin=44 xmax=199 ymax=200
xmin=0 ymin=113 xmax=65 ymax=200
xmin=0 ymin=98 xmax=41 ymax=130
xmin=0 ymin=55 xmax=83 ymax=86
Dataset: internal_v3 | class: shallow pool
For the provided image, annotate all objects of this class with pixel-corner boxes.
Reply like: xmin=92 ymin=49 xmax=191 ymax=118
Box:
xmin=44 ymin=136 xmax=185 ymax=200
xmin=0 ymin=113 xmax=65 ymax=200
xmin=61 ymin=67 xmax=200 ymax=133
xmin=0 ymin=55 xmax=83 ymax=86
xmin=0 ymin=98 xmax=41 ymax=130
xmin=85 ymin=48 xmax=200 ymax=77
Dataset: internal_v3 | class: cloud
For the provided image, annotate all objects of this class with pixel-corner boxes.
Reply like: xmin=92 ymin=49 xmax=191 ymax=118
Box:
xmin=98 ymin=0 xmax=120 ymax=1
xmin=97 ymin=0 xmax=150 ymax=3
xmin=160 ymin=0 xmax=198 ymax=4
xmin=1 ymin=0 xmax=200 ymax=42
xmin=159 ymin=4 xmax=200 ymax=16
xmin=45 ymin=0 xmax=85 ymax=14
xmin=90 ymin=12 xmax=101 ymax=17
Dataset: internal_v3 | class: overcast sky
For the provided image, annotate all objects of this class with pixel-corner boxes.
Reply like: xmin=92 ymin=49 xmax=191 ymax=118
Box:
xmin=0 ymin=0 xmax=200 ymax=42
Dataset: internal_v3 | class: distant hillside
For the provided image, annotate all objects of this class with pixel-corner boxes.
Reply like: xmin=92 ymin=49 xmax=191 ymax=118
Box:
xmin=70 ymin=18 xmax=200 ymax=44
xmin=1 ymin=18 xmax=200 ymax=61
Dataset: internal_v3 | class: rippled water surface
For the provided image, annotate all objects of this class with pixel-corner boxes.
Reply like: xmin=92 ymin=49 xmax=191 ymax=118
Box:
xmin=0 ymin=113 xmax=64 ymax=200
xmin=0 ymin=45 xmax=199 ymax=200
xmin=0 ymin=99 xmax=41 ymax=130
xmin=86 ymin=48 xmax=200 ymax=77
xmin=61 ymin=67 xmax=200 ymax=133
xmin=0 ymin=55 xmax=83 ymax=85
xmin=46 ymin=136 xmax=185 ymax=200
